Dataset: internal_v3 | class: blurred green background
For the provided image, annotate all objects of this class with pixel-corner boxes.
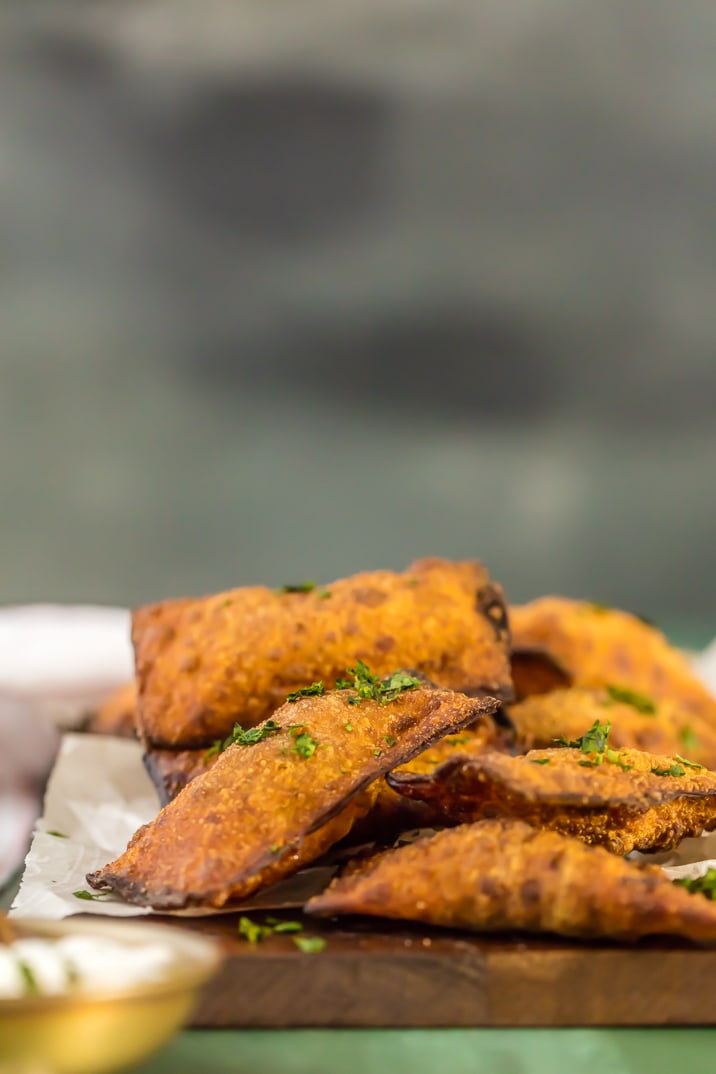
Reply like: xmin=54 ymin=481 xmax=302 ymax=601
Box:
xmin=1 ymin=3 xmax=715 ymax=623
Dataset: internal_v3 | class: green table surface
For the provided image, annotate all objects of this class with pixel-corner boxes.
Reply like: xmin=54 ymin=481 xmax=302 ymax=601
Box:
xmin=127 ymin=1028 xmax=716 ymax=1074
xmin=7 ymin=623 xmax=716 ymax=1073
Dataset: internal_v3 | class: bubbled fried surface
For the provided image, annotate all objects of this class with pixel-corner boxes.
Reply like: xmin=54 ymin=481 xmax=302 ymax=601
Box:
xmin=306 ymin=818 xmax=716 ymax=944
xmin=87 ymin=683 xmax=497 ymax=909
xmin=132 ymin=558 xmax=512 ymax=749
xmin=387 ymin=745 xmax=716 ymax=855
xmin=510 ymin=597 xmax=716 ymax=725
xmin=508 ymin=688 xmax=716 ymax=771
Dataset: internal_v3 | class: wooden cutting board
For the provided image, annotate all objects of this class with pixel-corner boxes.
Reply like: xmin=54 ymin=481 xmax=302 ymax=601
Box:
xmin=154 ymin=912 xmax=716 ymax=1027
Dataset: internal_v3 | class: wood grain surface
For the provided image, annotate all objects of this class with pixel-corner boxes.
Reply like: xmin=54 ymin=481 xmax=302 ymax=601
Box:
xmin=149 ymin=912 xmax=716 ymax=1028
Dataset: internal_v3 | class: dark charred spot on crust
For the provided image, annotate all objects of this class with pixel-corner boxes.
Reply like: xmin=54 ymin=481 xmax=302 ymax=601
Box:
xmin=375 ymin=635 xmax=396 ymax=653
xmin=475 ymin=585 xmax=510 ymax=644
xmin=520 ymin=879 xmax=541 ymax=906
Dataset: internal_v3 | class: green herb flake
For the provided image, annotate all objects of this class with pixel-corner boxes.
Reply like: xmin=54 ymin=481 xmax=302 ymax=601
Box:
xmin=319 ymin=589 xmax=332 ymax=600
xmin=384 ymin=736 xmax=397 ymax=746
xmin=448 ymin=736 xmax=471 ymax=747
xmin=290 ymin=727 xmax=320 ymax=759
xmin=203 ymin=739 xmax=224 ymax=763
xmin=338 ymin=661 xmax=421 ymax=706
xmin=373 ymin=749 xmax=382 ymax=757
xmin=604 ymin=684 xmax=656 ymax=715
xmin=407 ymin=578 xmax=420 ymax=587
xmin=18 ymin=961 xmax=39 ymax=996
xmin=293 ymin=936 xmax=326 ymax=954
xmin=270 ymin=844 xmax=281 ymax=854
xmin=674 ymin=868 xmax=716 ymax=899
xmin=578 ymin=758 xmax=603 ymax=768
xmin=344 ymin=723 xmax=353 ymax=732
xmin=271 ymin=921 xmax=303 ymax=934
xmin=46 ymin=830 xmax=68 ymax=838
xmin=281 ymin=581 xmax=317 ymax=594
xmin=73 ymin=889 xmax=111 ymax=901
xmin=286 ymin=682 xmax=325 ymax=703
xmin=605 ymin=748 xmax=633 ymax=772
xmin=675 ymin=754 xmax=705 ymax=770
xmin=238 ymin=916 xmax=273 ymax=944
xmin=530 ymin=758 xmax=551 ymax=766
xmin=232 ymin=719 xmax=282 ymax=747
xmin=556 ymin=719 xmax=612 ymax=755
xmin=651 ymin=763 xmax=686 ymax=777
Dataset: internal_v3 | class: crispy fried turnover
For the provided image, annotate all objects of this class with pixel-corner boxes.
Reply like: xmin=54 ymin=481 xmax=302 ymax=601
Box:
xmin=508 ymin=688 xmax=716 ymax=771
xmin=87 ymin=681 xmax=497 ymax=908
xmin=132 ymin=558 xmax=511 ymax=749
xmin=84 ymin=682 xmax=137 ymax=738
xmin=306 ymin=818 xmax=716 ymax=944
xmin=510 ymin=597 xmax=716 ymax=725
xmin=387 ymin=744 xmax=716 ymax=855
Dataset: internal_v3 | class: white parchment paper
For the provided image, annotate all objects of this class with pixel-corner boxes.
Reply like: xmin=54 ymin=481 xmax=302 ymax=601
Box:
xmin=11 ymin=734 xmax=336 ymax=919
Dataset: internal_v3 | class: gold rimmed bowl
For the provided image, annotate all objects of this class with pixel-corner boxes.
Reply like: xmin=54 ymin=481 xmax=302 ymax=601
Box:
xmin=0 ymin=916 xmax=222 ymax=1074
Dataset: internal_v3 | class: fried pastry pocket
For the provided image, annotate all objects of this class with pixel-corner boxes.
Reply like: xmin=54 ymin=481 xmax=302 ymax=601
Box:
xmin=510 ymin=597 xmax=716 ymax=725
xmin=87 ymin=679 xmax=497 ymax=909
xmin=306 ymin=818 xmax=716 ymax=945
xmin=388 ymin=739 xmax=716 ymax=855
xmin=132 ymin=557 xmax=512 ymax=749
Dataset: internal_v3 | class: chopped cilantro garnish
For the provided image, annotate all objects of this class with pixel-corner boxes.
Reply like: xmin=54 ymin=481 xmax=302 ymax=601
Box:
xmin=604 ymin=684 xmax=656 ymax=715
xmin=448 ymin=736 xmax=471 ymax=747
xmin=281 ymin=581 xmax=317 ymax=594
xmin=373 ymin=749 xmax=382 ymax=757
xmin=578 ymin=757 xmax=603 ymax=768
xmin=380 ymin=671 xmax=422 ymax=703
xmin=344 ymin=723 xmax=353 ymax=732
xmin=605 ymin=748 xmax=633 ymax=772
xmin=556 ymin=719 xmax=612 ymax=754
xmin=238 ymin=916 xmax=272 ymax=944
xmin=73 ymin=889 xmax=111 ymax=901
xmin=271 ymin=920 xmax=303 ymax=934
xmin=530 ymin=758 xmax=551 ymax=766
xmin=319 ymin=589 xmax=332 ymax=600
xmin=293 ymin=936 xmax=326 ymax=954
xmin=239 ymin=916 xmax=307 ymax=943
xmin=287 ymin=682 xmax=324 ymax=702
xmin=290 ymin=727 xmax=319 ymax=759
xmin=674 ymin=754 xmax=704 ymax=770
xmin=204 ymin=739 xmax=224 ymax=762
xmin=674 ymin=869 xmax=716 ymax=899
xmin=233 ymin=720 xmax=282 ymax=746
xmin=337 ymin=661 xmax=421 ymax=706
xmin=680 ymin=726 xmax=699 ymax=751
xmin=651 ymin=763 xmax=686 ymax=777
xmin=205 ymin=719 xmax=282 ymax=760
xmin=384 ymin=736 xmax=396 ymax=746
xmin=46 ymin=830 xmax=68 ymax=838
